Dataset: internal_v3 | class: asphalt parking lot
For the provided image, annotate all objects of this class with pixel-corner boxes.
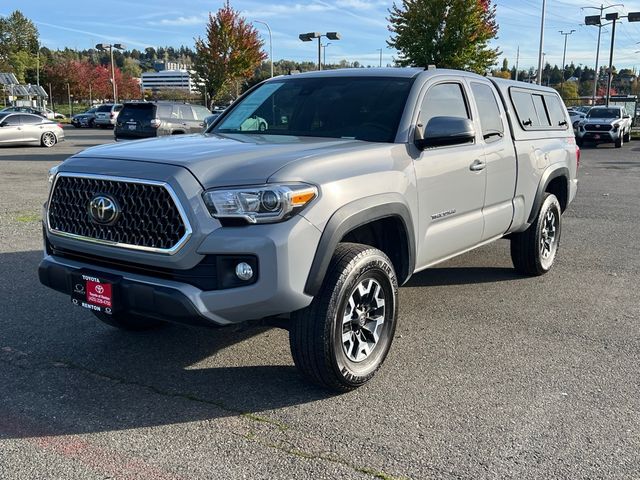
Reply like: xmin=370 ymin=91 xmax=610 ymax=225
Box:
xmin=0 ymin=129 xmax=639 ymax=479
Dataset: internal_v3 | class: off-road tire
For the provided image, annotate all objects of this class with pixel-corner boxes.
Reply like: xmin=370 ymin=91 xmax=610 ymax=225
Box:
xmin=511 ymin=193 xmax=562 ymax=276
xmin=289 ymin=243 xmax=398 ymax=392
xmin=623 ymin=130 xmax=631 ymax=143
xmin=93 ymin=311 xmax=165 ymax=331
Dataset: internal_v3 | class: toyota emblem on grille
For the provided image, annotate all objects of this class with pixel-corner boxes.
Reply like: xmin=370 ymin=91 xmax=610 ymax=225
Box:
xmin=88 ymin=195 xmax=119 ymax=224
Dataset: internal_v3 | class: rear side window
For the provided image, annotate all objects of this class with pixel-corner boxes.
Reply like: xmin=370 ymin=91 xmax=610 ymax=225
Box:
xmin=544 ymin=94 xmax=568 ymax=128
xmin=420 ymin=82 xmax=469 ymax=127
xmin=470 ymin=82 xmax=504 ymax=143
xmin=178 ymin=105 xmax=194 ymax=120
xmin=119 ymin=104 xmax=155 ymax=122
xmin=511 ymin=89 xmax=568 ymax=130
xmin=531 ymin=95 xmax=551 ymax=126
xmin=192 ymin=106 xmax=211 ymax=120
xmin=20 ymin=114 xmax=42 ymax=124
xmin=157 ymin=105 xmax=173 ymax=118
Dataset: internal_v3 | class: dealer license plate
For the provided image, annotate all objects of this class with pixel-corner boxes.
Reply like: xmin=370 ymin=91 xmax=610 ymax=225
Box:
xmin=128 ymin=123 xmax=136 ymax=130
xmin=71 ymin=272 xmax=117 ymax=315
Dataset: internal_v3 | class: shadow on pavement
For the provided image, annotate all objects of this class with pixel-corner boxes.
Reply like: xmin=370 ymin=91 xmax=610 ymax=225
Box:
xmin=0 ymin=250 xmax=332 ymax=440
xmin=404 ymin=266 xmax=522 ymax=287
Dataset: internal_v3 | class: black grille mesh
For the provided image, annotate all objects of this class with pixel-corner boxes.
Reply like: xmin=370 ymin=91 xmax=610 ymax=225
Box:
xmin=48 ymin=176 xmax=187 ymax=250
xmin=584 ymin=124 xmax=612 ymax=132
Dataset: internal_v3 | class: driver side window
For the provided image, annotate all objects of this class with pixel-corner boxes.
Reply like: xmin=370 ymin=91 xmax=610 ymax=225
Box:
xmin=419 ymin=82 xmax=470 ymax=128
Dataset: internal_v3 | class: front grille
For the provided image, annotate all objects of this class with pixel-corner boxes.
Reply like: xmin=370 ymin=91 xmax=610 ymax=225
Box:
xmin=48 ymin=174 xmax=189 ymax=253
xmin=584 ymin=124 xmax=612 ymax=132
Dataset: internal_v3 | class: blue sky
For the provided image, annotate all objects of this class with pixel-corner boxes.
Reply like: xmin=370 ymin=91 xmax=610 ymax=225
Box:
xmin=3 ymin=0 xmax=640 ymax=71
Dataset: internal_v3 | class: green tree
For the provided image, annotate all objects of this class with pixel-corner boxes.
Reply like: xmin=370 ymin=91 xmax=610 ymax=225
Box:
xmin=555 ymin=82 xmax=578 ymax=101
xmin=387 ymin=0 xmax=500 ymax=73
xmin=0 ymin=10 xmax=39 ymax=82
xmin=193 ymin=2 xmax=266 ymax=103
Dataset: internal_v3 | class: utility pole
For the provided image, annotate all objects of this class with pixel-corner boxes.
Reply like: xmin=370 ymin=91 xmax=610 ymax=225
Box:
xmin=537 ymin=0 xmax=547 ymax=85
xmin=559 ymin=30 xmax=576 ymax=95
xmin=604 ymin=12 xmax=618 ymax=107
xmin=515 ymin=46 xmax=520 ymax=81
xmin=377 ymin=48 xmax=383 ymax=67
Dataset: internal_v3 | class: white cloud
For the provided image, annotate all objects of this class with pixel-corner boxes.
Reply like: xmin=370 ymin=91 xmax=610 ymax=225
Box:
xmin=148 ymin=14 xmax=208 ymax=26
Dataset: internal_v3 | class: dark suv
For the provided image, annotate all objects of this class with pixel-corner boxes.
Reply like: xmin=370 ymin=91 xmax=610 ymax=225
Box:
xmin=114 ymin=102 xmax=212 ymax=140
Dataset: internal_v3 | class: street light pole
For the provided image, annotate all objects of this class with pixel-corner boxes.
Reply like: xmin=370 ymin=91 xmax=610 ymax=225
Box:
xmin=605 ymin=12 xmax=619 ymax=107
xmin=96 ymin=43 xmax=126 ymax=103
xmin=559 ymin=30 xmax=576 ymax=95
xmin=253 ymin=20 xmax=273 ymax=77
xmin=322 ymin=43 xmax=332 ymax=67
xmin=584 ymin=5 xmax=623 ymax=105
xmin=537 ymin=0 xmax=547 ymax=85
xmin=377 ymin=48 xmax=383 ymax=67
xmin=299 ymin=32 xmax=341 ymax=71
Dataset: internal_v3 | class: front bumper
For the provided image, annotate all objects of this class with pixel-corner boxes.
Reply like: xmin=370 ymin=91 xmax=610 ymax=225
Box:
xmin=577 ymin=129 xmax=619 ymax=143
xmin=41 ymin=214 xmax=321 ymax=326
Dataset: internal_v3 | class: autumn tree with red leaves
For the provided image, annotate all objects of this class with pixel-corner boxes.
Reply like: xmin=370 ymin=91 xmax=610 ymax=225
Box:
xmin=194 ymin=1 xmax=266 ymax=103
xmin=387 ymin=0 xmax=500 ymax=73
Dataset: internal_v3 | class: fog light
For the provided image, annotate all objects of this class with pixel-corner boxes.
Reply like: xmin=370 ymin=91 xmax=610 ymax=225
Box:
xmin=235 ymin=262 xmax=254 ymax=281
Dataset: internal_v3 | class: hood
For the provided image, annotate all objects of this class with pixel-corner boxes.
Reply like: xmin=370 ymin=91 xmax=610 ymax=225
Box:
xmin=71 ymin=133 xmax=376 ymax=187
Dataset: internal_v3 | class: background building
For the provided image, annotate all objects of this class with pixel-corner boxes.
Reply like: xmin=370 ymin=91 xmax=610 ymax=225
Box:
xmin=141 ymin=69 xmax=197 ymax=93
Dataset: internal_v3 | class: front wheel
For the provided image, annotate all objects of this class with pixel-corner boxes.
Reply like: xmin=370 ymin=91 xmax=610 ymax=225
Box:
xmin=289 ymin=243 xmax=398 ymax=392
xmin=92 ymin=311 xmax=165 ymax=331
xmin=623 ymin=130 xmax=631 ymax=143
xmin=510 ymin=193 xmax=562 ymax=276
xmin=615 ymin=135 xmax=623 ymax=148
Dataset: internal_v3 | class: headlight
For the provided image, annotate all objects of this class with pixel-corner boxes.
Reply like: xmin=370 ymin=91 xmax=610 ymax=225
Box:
xmin=202 ymin=183 xmax=318 ymax=224
xmin=47 ymin=165 xmax=60 ymax=190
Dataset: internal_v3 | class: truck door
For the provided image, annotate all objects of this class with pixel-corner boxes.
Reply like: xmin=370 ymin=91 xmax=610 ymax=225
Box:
xmin=414 ymin=81 xmax=486 ymax=267
xmin=468 ymin=81 xmax=517 ymax=240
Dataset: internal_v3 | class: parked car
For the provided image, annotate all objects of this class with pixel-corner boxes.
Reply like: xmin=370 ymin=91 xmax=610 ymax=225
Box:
xmin=576 ymin=105 xmax=633 ymax=148
xmin=114 ymin=101 xmax=211 ymax=140
xmin=1 ymin=106 xmax=46 ymax=117
xmin=94 ymin=104 xmax=123 ymax=128
xmin=71 ymin=107 xmax=98 ymax=128
xmin=0 ymin=112 xmax=64 ymax=147
xmin=567 ymin=108 xmax=587 ymax=129
xmin=40 ymin=69 xmax=578 ymax=391
xmin=42 ymin=108 xmax=66 ymax=120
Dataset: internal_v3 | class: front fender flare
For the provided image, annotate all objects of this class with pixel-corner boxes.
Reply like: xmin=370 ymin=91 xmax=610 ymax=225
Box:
xmin=303 ymin=193 xmax=416 ymax=296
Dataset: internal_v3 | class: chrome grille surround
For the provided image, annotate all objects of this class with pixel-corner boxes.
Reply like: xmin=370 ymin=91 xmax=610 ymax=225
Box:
xmin=47 ymin=173 xmax=192 ymax=255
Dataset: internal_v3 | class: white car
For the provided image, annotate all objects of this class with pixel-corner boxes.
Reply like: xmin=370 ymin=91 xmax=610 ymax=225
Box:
xmin=0 ymin=112 xmax=64 ymax=147
xmin=43 ymin=108 xmax=66 ymax=120
xmin=567 ymin=109 xmax=587 ymax=129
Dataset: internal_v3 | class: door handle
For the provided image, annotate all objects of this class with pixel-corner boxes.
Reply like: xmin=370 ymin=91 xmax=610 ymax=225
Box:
xmin=469 ymin=159 xmax=486 ymax=171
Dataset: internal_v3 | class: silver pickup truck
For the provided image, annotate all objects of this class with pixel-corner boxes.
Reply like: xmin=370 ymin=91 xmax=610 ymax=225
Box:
xmin=576 ymin=105 xmax=633 ymax=148
xmin=40 ymin=68 xmax=579 ymax=391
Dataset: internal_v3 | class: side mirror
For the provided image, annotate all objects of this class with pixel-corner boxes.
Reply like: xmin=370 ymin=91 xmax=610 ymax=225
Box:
xmin=415 ymin=116 xmax=475 ymax=150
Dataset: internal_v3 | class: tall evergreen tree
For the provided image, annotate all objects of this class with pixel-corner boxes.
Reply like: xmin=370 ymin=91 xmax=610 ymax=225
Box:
xmin=387 ymin=0 xmax=500 ymax=73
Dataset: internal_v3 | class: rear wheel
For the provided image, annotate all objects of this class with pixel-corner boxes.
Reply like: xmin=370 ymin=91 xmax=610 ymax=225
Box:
xmin=40 ymin=131 xmax=57 ymax=148
xmin=511 ymin=193 xmax=562 ymax=276
xmin=289 ymin=243 xmax=398 ymax=392
xmin=93 ymin=311 xmax=165 ymax=331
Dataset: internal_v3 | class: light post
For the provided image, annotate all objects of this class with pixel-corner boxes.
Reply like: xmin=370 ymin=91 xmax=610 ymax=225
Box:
xmin=537 ymin=0 xmax=547 ymax=85
xmin=584 ymin=8 xmax=640 ymax=106
xmin=253 ymin=20 xmax=273 ymax=78
xmin=322 ymin=42 xmax=332 ymax=68
xmin=559 ymin=30 xmax=576 ymax=95
xmin=299 ymin=32 xmax=341 ymax=70
xmin=377 ymin=48 xmax=383 ymax=67
xmin=95 ymin=43 xmax=126 ymax=102
xmin=584 ymin=4 xmax=621 ymax=104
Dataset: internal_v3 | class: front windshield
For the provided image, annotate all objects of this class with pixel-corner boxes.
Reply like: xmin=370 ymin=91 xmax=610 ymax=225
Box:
xmin=213 ymin=76 xmax=414 ymax=143
xmin=587 ymin=108 xmax=620 ymax=119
